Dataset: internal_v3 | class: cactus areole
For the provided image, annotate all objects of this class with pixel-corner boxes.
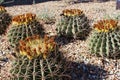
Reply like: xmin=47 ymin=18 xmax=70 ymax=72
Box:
xmin=62 ymin=9 xmax=83 ymax=17
xmin=90 ymin=19 xmax=120 ymax=58
xmin=19 ymin=35 xmax=56 ymax=59
xmin=12 ymin=13 xmax=36 ymax=26
xmin=93 ymin=19 xmax=118 ymax=32
xmin=7 ymin=13 xmax=44 ymax=48
xmin=57 ymin=9 xmax=90 ymax=39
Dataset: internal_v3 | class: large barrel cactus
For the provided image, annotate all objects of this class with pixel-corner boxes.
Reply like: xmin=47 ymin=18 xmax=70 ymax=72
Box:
xmin=89 ymin=19 xmax=120 ymax=58
xmin=10 ymin=35 xmax=69 ymax=80
xmin=7 ymin=13 xmax=44 ymax=48
xmin=56 ymin=9 xmax=90 ymax=39
xmin=0 ymin=6 xmax=11 ymax=35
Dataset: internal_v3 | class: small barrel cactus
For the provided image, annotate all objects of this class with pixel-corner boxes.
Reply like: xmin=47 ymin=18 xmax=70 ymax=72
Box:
xmin=56 ymin=9 xmax=90 ymax=39
xmin=7 ymin=13 xmax=44 ymax=48
xmin=0 ymin=6 xmax=11 ymax=35
xmin=89 ymin=19 xmax=120 ymax=58
xmin=10 ymin=35 xmax=69 ymax=80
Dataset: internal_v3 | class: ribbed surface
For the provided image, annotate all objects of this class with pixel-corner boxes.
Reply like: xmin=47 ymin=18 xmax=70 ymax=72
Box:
xmin=57 ymin=14 xmax=90 ymax=39
xmin=10 ymin=51 xmax=67 ymax=80
xmin=7 ymin=21 xmax=43 ymax=48
xmin=90 ymin=28 xmax=120 ymax=58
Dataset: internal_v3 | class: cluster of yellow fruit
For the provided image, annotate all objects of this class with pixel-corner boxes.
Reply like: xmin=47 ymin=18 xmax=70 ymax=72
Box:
xmin=19 ymin=35 xmax=56 ymax=59
xmin=62 ymin=9 xmax=83 ymax=17
xmin=93 ymin=19 xmax=118 ymax=32
xmin=12 ymin=13 xmax=36 ymax=25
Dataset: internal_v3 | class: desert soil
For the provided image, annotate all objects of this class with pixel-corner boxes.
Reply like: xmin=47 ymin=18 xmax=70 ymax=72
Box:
xmin=0 ymin=1 xmax=120 ymax=80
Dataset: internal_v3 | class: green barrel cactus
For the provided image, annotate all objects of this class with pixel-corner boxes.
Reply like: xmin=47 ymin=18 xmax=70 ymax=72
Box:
xmin=7 ymin=13 xmax=44 ymax=48
xmin=56 ymin=9 xmax=90 ymax=39
xmin=0 ymin=6 xmax=11 ymax=35
xmin=89 ymin=19 xmax=120 ymax=58
xmin=10 ymin=35 xmax=69 ymax=80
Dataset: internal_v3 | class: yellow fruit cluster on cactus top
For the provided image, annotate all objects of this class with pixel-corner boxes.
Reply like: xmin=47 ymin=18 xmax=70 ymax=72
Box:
xmin=62 ymin=9 xmax=83 ymax=17
xmin=12 ymin=13 xmax=36 ymax=26
xmin=93 ymin=19 xmax=118 ymax=32
xmin=19 ymin=35 xmax=56 ymax=59
xmin=0 ymin=6 xmax=6 ymax=12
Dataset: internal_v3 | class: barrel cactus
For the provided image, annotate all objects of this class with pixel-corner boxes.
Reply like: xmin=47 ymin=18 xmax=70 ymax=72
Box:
xmin=56 ymin=9 xmax=90 ymax=39
xmin=89 ymin=19 xmax=120 ymax=58
xmin=10 ymin=35 xmax=69 ymax=80
xmin=0 ymin=6 xmax=11 ymax=35
xmin=7 ymin=13 xmax=44 ymax=48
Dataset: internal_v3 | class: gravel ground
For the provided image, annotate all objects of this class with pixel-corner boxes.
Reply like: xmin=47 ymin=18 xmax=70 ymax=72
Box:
xmin=0 ymin=1 xmax=120 ymax=80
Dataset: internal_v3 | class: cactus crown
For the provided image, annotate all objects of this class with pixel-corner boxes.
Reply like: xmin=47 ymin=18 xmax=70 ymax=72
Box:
xmin=12 ymin=13 xmax=36 ymax=26
xmin=19 ymin=35 xmax=56 ymax=59
xmin=62 ymin=9 xmax=83 ymax=17
xmin=93 ymin=19 xmax=118 ymax=32
xmin=0 ymin=6 xmax=6 ymax=12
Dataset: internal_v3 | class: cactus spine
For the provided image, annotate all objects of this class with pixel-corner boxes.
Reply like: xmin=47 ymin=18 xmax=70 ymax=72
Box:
xmin=10 ymin=35 xmax=68 ymax=80
xmin=89 ymin=19 xmax=120 ymax=58
xmin=56 ymin=9 xmax=90 ymax=39
xmin=0 ymin=6 xmax=11 ymax=35
xmin=7 ymin=13 xmax=44 ymax=48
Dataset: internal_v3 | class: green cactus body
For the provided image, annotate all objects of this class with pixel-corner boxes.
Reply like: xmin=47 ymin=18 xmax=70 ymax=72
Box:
xmin=10 ymin=35 xmax=68 ymax=80
xmin=7 ymin=13 xmax=44 ymax=48
xmin=89 ymin=19 xmax=120 ymax=58
xmin=56 ymin=9 xmax=90 ymax=39
xmin=10 ymin=53 xmax=66 ymax=80
xmin=0 ymin=6 xmax=11 ymax=35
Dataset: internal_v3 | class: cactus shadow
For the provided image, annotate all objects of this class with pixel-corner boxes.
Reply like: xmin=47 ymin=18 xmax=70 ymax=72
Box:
xmin=56 ymin=51 xmax=108 ymax=80
xmin=77 ymin=27 xmax=92 ymax=40
xmin=65 ymin=61 xmax=108 ymax=80
xmin=55 ymin=27 xmax=92 ymax=46
xmin=37 ymin=21 xmax=46 ymax=37
xmin=55 ymin=36 xmax=75 ymax=46
xmin=0 ymin=50 xmax=107 ymax=80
